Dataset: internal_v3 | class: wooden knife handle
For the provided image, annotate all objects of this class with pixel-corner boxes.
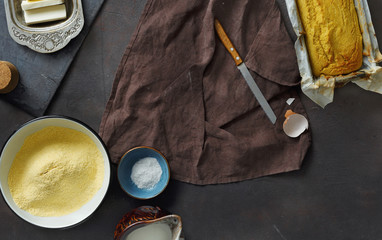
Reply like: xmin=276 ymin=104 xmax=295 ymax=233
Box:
xmin=214 ymin=19 xmax=243 ymax=66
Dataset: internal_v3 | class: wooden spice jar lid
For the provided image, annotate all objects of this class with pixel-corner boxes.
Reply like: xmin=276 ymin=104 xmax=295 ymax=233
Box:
xmin=0 ymin=61 xmax=19 ymax=94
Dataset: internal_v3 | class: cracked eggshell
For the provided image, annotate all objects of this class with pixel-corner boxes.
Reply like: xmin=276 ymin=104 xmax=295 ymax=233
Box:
xmin=283 ymin=112 xmax=309 ymax=138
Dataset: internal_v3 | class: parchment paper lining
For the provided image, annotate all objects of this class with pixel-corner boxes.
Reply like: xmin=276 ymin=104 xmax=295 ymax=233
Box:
xmin=285 ymin=0 xmax=382 ymax=107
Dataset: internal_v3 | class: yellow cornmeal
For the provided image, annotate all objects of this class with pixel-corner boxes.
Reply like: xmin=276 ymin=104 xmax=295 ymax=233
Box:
xmin=8 ymin=126 xmax=104 ymax=217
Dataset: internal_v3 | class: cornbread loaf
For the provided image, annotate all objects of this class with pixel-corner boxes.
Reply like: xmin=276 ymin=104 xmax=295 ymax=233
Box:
xmin=0 ymin=61 xmax=19 ymax=94
xmin=296 ymin=0 xmax=363 ymax=77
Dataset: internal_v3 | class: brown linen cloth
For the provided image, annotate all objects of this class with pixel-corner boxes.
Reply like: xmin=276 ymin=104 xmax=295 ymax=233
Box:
xmin=99 ymin=0 xmax=311 ymax=184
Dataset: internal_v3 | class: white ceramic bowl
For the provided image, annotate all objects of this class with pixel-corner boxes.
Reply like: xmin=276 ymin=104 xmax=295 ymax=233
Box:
xmin=0 ymin=116 xmax=111 ymax=228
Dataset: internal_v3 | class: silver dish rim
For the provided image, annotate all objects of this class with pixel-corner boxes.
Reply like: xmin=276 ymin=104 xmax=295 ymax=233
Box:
xmin=4 ymin=0 xmax=84 ymax=53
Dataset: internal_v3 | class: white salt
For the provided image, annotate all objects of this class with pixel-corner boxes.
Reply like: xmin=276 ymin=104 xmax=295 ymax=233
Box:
xmin=131 ymin=157 xmax=162 ymax=189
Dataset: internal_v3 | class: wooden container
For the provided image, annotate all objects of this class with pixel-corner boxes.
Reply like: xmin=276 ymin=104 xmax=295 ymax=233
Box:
xmin=0 ymin=61 xmax=19 ymax=94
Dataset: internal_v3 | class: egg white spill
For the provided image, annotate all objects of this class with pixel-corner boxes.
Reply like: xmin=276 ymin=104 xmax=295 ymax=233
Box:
xmin=283 ymin=113 xmax=309 ymax=138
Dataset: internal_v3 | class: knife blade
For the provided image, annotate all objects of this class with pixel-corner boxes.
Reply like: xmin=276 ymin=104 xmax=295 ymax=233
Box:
xmin=214 ymin=19 xmax=277 ymax=124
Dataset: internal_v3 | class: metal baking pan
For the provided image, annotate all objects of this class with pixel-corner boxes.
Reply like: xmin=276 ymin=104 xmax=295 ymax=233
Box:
xmin=4 ymin=0 xmax=84 ymax=53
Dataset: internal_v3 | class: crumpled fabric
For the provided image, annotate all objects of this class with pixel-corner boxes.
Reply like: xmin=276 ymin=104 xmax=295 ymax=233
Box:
xmin=99 ymin=0 xmax=311 ymax=184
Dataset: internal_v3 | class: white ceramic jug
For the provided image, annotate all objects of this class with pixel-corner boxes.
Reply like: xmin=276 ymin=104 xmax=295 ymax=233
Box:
xmin=114 ymin=206 xmax=183 ymax=240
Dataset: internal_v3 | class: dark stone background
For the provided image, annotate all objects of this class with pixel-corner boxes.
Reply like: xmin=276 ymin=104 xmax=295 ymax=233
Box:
xmin=0 ymin=0 xmax=381 ymax=239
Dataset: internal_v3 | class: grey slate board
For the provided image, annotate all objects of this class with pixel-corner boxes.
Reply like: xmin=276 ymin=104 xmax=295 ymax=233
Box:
xmin=0 ymin=0 xmax=104 ymax=116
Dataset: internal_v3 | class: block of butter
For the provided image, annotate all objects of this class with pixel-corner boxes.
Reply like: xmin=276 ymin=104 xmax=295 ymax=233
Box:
xmin=24 ymin=4 xmax=67 ymax=25
xmin=21 ymin=0 xmax=64 ymax=11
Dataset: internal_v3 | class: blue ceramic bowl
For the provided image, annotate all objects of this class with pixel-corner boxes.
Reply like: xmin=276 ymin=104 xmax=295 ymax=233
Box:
xmin=118 ymin=147 xmax=170 ymax=199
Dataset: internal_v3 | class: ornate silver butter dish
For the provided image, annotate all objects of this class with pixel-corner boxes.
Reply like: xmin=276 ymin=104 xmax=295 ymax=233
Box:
xmin=4 ymin=0 xmax=84 ymax=53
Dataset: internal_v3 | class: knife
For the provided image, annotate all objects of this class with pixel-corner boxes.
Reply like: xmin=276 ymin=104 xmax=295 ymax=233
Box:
xmin=214 ymin=19 xmax=277 ymax=124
